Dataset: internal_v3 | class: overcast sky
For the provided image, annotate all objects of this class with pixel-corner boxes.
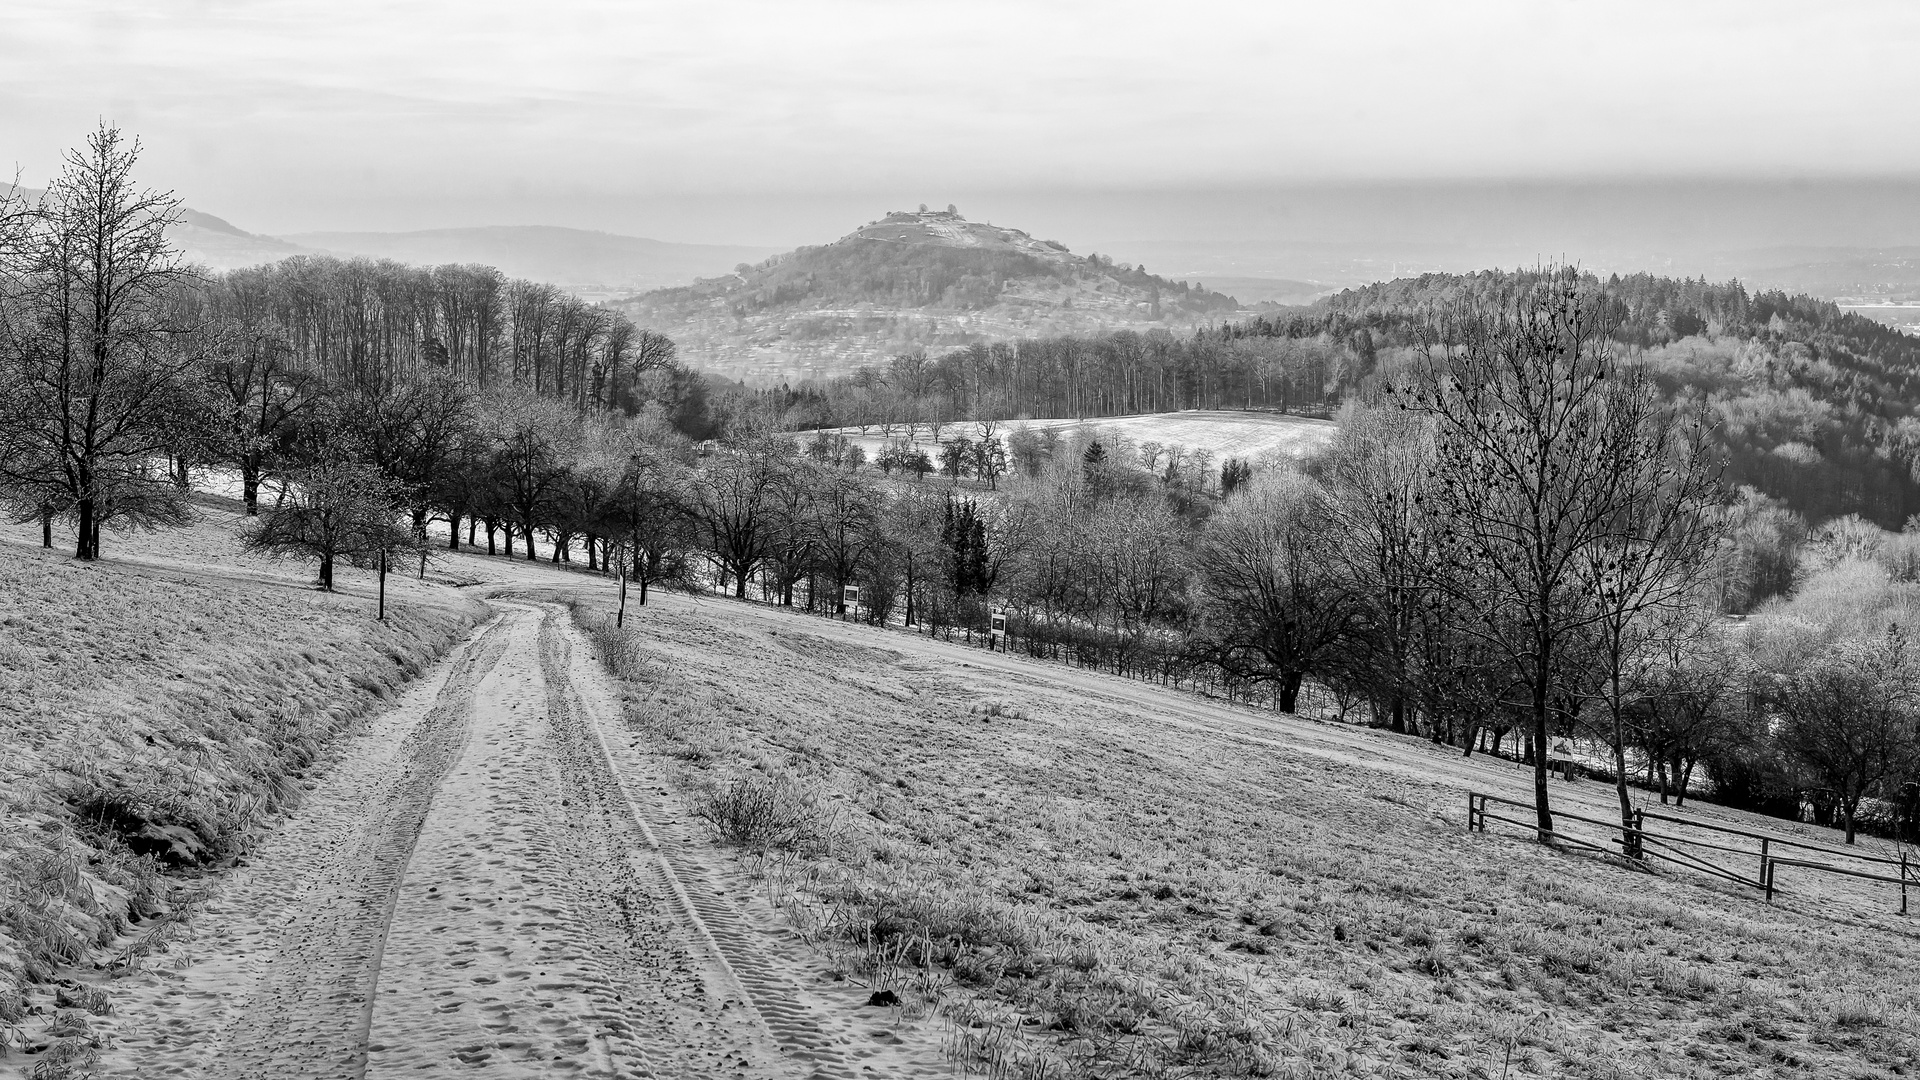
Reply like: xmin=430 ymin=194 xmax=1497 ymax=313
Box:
xmin=3 ymin=0 xmax=1918 ymax=244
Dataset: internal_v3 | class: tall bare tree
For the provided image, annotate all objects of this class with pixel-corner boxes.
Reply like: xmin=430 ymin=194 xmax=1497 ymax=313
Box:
xmin=1403 ymin=268 xmax=1722 ymax=842
xmin=0 ymin=125 xmax=204 ymax=559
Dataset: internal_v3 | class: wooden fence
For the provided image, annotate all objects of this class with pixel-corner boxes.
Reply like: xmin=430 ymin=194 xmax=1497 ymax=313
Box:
xmin=1468 ymin=792 xmax=1914 ymax=916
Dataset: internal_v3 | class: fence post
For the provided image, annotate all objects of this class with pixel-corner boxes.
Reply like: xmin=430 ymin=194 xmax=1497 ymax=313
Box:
xmin=1467 ymin=793 xmax=1476 ymax=832
xmin=1903 ymin=850 xmax=1909 ymax=917
xmin=1764 ymin=859 xmax=1775 ymax=903
xmin=1759 ymin=838 xmax=1769 ymax=892
xmin=1629 ymin=808 xmax=1645 ymax=860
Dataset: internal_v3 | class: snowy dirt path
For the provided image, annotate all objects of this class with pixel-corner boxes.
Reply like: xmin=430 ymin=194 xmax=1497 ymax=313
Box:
xmin=80 ymin=599 xmax=906 ymax=1079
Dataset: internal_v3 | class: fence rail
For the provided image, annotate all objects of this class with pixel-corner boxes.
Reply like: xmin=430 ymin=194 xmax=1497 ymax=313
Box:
xmin=1467 ymin=791 xmax=1913 ymax=916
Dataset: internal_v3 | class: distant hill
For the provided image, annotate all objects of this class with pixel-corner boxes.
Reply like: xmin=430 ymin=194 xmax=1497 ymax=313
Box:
xmin=284 ymin=226 xmax=777 ymax=300
xmin=613 ymin=208 xmax=1247 ymax=384
xmin=3 ymin=185 xmax=307 ymax=271
xmin=170 ymin=209 xmax=309 ymax=270
xmin=1729 ymin=246 xmax=1920 ymax=302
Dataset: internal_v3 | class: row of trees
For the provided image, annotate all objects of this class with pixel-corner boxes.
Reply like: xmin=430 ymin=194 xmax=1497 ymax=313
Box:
xmin=0 ymin=126 xmax=711 ymax=566
xmin=769 ymin=334 xmax=1347 ymax=434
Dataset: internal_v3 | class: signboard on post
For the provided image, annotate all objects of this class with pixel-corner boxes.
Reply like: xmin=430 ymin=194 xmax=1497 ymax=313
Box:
xmin=842 ymin=584 xmax=861 ymax=618
xmin=990 ymin=610 xmax=1008 ymax=650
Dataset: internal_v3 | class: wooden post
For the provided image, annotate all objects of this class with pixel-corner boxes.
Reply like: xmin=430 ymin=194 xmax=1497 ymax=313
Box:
xmin=378 ymin=547 xmax=387 ymax=622
xmin=1902 ymin=850 xmax=1909 ymax=916
xmin=617 ymin=560 xmax=628 ymax=629
xmin=1759 ymin=838 xmax=1770 ymax=892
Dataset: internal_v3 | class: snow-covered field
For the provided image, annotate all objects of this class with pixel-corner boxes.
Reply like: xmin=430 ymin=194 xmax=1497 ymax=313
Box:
xmin=811 ymin=409 xmax=1337 ymax=468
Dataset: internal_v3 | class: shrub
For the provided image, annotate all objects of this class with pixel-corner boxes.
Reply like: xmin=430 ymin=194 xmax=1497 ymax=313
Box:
xmin=697 ymin=771 xmax=838 ymax=856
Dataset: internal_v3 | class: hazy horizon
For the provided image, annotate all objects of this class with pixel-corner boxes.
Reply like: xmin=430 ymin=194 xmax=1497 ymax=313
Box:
xmin=6 ymin=0 xmax=1920 ymax=260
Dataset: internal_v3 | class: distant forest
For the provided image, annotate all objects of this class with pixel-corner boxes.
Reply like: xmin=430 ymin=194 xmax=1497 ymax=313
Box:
xmin=209 ymin=256 xmax=715 ymax=438
xmin=783 ymin=271 xmax=1920 ymax=528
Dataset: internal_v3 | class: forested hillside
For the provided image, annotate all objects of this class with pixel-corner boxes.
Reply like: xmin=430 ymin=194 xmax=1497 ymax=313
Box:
xmin=615 ymin=207 xmax=1241 ymax=384
xmin=1281 ymin=271 xmax=1920 ymax=527
xmin=787 ymin=270 xmax=1920 ymax=528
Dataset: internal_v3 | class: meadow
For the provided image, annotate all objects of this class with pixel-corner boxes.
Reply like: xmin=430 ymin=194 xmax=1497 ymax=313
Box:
xmin=577 ymin=587 xmax=1920 ymax=1080
xmin=815 ymin=410 xmax=1337 ymax=473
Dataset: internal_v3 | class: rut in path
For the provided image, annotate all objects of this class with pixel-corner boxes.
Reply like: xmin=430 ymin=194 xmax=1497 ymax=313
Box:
xmin=185 ymin=602 xmax=866 ymax=1080
xmin=204 ymin=614 xmax=512 ymax=1080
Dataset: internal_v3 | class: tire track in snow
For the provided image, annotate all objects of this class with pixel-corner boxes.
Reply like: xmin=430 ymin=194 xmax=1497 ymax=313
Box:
xmin=537 ymin=606 xmax=862 ymax=1080
xmin=200 ymin=614 xmax=510 ymax=1080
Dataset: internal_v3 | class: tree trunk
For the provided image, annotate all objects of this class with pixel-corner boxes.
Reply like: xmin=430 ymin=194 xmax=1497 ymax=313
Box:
xmin=447 ymin=513 xmax=462 ymax=550
xmin=1609 ymin=673 xmax=1638 ymax=858
xmin=904 ymin=559 xmax=917 ymax=626
xmin=74 ymin=497 xmax=96 ymax=560
xmin=319 ymin=554 xmax=334 ymax=590
xmin=242 ymin=466 xmax=261 ymax=516
xmin=1532 ymin=668 xmax=1554 ymax=842
xmin=1277 ymin=671 xmax=1303 ymax=714
xmin=40 ymin=509 xmax=52 ymax=549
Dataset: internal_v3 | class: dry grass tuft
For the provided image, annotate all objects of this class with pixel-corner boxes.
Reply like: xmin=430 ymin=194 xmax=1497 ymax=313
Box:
xmin=697 ymin=770 xmax=844 ymax=857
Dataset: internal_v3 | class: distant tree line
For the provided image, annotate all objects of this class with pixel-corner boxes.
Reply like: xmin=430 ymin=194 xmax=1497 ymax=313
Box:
xmin=211 ymin=256 xmax=698 ymax=420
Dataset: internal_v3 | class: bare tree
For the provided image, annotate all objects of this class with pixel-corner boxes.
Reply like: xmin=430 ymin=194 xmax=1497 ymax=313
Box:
xmin=691 ymin=436 xmax=792 ymax=598
xmin=1575 ymin=380 xmax=1723 ymax=851
xmin=807 ymin=463 xmax=881 ymax=615
xmin=1402 ymin=267 xmax=1721 ymax=842
xmin=1767 ymin=627 xmax=1920 ymax=844
xmin=204 ymin=326 xmax=319 ymax=515
xmin=1195 ymin=471 xmax=1349 ymax=712
xmin=242 ymin=453 xmax=413 ymax=606
xmin=1324 ymin=401 xmax=1438 ymax=735
xmin=0 ymin=125 xmax=204 ymax=559
xmin=607 ymin=446 xmax=697 ymax=622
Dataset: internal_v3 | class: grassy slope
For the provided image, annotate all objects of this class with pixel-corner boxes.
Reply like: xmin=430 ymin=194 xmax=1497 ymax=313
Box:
xmin=579 ymin=591 xmax=1919 ymax=1080
xmin=0 ymin=505 xmax=483 ymax=1028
